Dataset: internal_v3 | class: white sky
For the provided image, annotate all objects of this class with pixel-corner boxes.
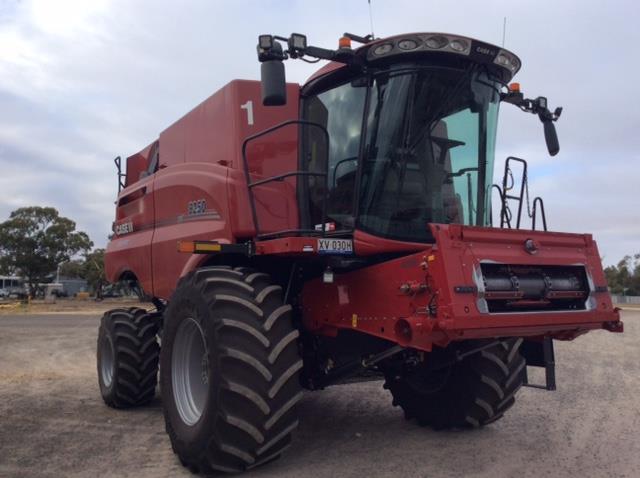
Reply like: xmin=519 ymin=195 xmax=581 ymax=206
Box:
xmin=0 ymin=0 xmax=638 ymax=264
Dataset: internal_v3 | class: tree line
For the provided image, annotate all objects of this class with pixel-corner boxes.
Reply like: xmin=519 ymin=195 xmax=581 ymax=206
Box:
xmin=0 ymin=206 xmax=104 ymax=297
xmin=604 ymin=255 xmax=640 ymax=296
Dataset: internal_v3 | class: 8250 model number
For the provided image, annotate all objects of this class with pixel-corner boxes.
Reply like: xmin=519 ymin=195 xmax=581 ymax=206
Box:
xmin=187 ymin=199 xmax=207 ymax=216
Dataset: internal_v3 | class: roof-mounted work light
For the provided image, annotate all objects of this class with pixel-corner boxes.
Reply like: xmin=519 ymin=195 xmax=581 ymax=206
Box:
xmin=258 ymin=34 xmax=274 ymax=50
xmin=288 ymin=33 xmax=307 ymax=52
xmin=257 ymin=34 xmax=286 ymax=63
xmin=256 ymin=31 xmax=362 ymax=106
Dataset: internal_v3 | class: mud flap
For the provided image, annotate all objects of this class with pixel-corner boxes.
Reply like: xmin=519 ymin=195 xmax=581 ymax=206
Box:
xmin=520 ymin=337 xmax=556 ymax=391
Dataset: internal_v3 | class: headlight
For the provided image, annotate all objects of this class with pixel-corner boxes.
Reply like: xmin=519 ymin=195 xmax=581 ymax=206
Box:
xmin=425 ymin=35 xmax=448 ymax=49
xmin=495 ymin=53 xmax=511 ymax=66
xmin=398 ymin=39 xmax=418 ymax=50
xmin=494 ymin=49 xmax=520 ymax=73
xmin=449 ymin=39 xmax=469 ymax=53
xmin=364 ymin=33 xmax=519 ymax=79
xmin=373 ymin=43 xmax=393 ymax=56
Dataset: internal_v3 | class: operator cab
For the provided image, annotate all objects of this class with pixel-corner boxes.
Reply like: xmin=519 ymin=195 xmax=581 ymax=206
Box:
xmin=301 ymin=59 xmax=501 ymax=243
xmin=255 ymin=32 xmax=561 ymax=244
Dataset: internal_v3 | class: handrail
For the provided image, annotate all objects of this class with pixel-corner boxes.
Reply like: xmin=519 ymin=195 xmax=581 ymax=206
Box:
xmin=114 ymin=156 xmax=126 ymax=192
xmin=531 ymin=196 xmax=548 ymax=231
xmin=500 ymin=156 xmax=528 ymax=229
xmin=242 ymin=119 xmax=330 ymax=239
xmin=249 ymin=170 xmax=326 ymax=189
xmin=490 ymin=184 xmax=510 ymax=228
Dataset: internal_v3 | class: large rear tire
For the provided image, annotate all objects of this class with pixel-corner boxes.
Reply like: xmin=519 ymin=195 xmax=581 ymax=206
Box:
xmin=97 ymin=307 xmax=161 ymax=408
xmin=384 ymin=338 xmax=526 ymax=429
xmin=160 ymin=266 xmax=303 ymax=474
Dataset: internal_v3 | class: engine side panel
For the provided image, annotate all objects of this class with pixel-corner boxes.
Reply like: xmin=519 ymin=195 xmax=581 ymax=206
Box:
xmin=151 ymin=163 xmax=231 ymax=298
xmin=105 ymin=174 xmax=155 ymax=292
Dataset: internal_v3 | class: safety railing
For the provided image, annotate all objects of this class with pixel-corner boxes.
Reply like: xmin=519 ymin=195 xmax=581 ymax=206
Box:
xmin=242 ymin=120 xmax=330 ymax=240
xmin=114 ymin=156 xmax=126 ymax=192
xmin=494 ymin=156 xmax=548 ymax=231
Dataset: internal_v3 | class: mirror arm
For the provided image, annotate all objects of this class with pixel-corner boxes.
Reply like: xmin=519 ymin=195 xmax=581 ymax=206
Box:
xmin=501 ymin=91 xmax=562 ymax=123
xmin=303 ymin=45 xmax=338 ymax=61
xmin=501 ymin=89 xmax=562 ymax=156
xmin=257 ymin=33 xmax=365 ymax=107
xmin=258 ymin=34 xmax=361 ymax=66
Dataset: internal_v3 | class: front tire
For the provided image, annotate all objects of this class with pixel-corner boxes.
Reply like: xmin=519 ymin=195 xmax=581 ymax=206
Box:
xmin=384 ymin=338 xmax=526 ymax=429
xmin=161 ymin=266 xmax=303 ymax=474
xmin=97 ymin=308 xmax=161 ymax=408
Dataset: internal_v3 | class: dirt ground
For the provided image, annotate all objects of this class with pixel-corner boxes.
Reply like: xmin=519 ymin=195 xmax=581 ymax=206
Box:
xmin=0 ymin=309 xmax=638 ymax=478
xmin=0 ymin=298 xmax=151 ymax=315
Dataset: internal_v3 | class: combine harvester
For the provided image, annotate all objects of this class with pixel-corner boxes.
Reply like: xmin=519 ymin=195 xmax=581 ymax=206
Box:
xmin=98 ymin=31 xmax=622 ymax=474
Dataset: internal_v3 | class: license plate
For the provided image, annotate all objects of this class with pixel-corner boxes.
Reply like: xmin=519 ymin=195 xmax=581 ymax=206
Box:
xmin=317 ymin=238 xmax=353 ymax=255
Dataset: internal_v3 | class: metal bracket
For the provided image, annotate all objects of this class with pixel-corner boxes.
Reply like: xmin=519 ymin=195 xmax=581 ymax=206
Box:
xmin=313 ymin=345 xmax=404 ymax=389
xmin=521 ymin=336 xmax=556 ymax=391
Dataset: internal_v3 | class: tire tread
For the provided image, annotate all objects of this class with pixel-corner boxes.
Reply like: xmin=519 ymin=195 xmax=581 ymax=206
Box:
xmin=97 ymin=308 xmax=160 ymax=408
xmin=162 ymin=267 xmax=302 ymax=474
xmin=384 ymin=338 xmax=526 ymax=429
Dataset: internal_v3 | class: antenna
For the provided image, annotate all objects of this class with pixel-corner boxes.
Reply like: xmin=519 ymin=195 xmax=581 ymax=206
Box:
xmin=368 ymin=0 xmax=375 ymax=39
xmin=502 ymin=17 xmax=507 ymax=47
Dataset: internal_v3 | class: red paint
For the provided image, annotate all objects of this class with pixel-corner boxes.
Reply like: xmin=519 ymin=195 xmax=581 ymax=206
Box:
xmin=105 ymin=54 xmax=621 ymax=351
xmin=106 ymin=80 xmax=301 ymax=297
xmin=301 ymin=224 xmax=621 ymax=352
xmin=124 ymin=141 xmax=155 ymax=188
xmin=353 ymin=229 xmax=427 ymax=256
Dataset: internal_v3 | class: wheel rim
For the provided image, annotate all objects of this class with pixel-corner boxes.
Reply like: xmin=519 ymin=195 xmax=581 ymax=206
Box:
xmin=172 ymin=317 xmax=209 ymax=426
xmin=100 ymin=334 xmax=115 ymax=388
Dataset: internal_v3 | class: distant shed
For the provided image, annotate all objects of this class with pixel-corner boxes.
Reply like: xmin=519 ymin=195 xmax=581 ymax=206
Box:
xmin=59 ymin=278 xmax=88 ymax=296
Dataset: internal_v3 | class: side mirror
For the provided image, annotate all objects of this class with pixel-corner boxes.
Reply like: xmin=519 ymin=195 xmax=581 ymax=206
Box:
xmin=543 ymin=120 xmax=559 ymax=156
xmin=502 ymin=89 xmax=562 ymax=157
xmin=261 ymin=60 xmax=286 ymax=106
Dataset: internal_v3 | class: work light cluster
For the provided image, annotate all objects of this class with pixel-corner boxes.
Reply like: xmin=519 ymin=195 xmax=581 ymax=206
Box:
xmin=368 ymin=34 xmax=473 ymax=59
xmin=367 ymin=33 xmax=521 ymax=75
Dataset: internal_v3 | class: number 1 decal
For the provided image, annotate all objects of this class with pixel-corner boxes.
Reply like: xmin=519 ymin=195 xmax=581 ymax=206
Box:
xmin=240 ymin=100 xmax=254 ymax=126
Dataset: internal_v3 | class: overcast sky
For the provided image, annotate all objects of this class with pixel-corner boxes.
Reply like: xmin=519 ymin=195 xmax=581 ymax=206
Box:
xmin=1 ymin=0 xmax=638 ymax=265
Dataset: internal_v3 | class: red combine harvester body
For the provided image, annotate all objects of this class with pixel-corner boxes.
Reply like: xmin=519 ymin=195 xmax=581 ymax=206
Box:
xmin=107 ymin=80 xmax=300 ymax=298
xmin=98 ymin=32 xmax=622 ymax=474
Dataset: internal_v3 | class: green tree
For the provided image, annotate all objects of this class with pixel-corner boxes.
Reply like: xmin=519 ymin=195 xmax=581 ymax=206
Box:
xmin=59 ymin=260 xmax=84 ymax=279
xmin=0 ymin=207 xmax=93 ymax=296
xmin=604 ymin=254 xmax=640 ymax=295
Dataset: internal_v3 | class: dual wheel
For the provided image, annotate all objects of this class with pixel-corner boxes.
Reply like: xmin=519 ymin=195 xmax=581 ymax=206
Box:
xmin=97 ymin=267 xmax=304 ymax=474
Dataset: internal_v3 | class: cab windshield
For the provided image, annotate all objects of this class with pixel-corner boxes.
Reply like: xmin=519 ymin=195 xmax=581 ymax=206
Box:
xmin=302 ymin=62 xmax=501 ymax=243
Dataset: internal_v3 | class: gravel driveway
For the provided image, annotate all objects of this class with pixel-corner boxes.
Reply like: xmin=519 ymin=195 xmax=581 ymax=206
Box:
xmin=1 ymin=310 xmax=638 ymax=477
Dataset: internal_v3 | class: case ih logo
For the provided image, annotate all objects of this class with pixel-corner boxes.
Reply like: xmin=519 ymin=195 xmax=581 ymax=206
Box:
xmin=114 ymin=221 xmax=133 ymax=235
xmin=475 ymin=45 xmax=497 ymax=57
